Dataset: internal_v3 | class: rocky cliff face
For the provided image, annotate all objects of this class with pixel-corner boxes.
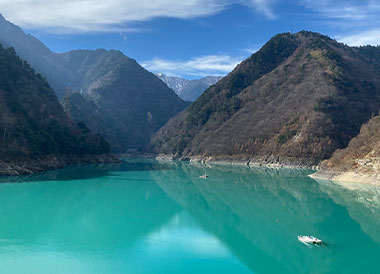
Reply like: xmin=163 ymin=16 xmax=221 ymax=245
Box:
xmin=0 ymin=45 xmax=116 ymax=176
xmin=152 ymin=31 xmax=380 ymax=167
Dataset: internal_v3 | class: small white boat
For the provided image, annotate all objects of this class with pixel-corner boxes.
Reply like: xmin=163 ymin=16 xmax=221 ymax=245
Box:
xmin=298 ymin=235 xmax=322 ymax=245
xmin=199 ymin=173 xmax=208 ymax=179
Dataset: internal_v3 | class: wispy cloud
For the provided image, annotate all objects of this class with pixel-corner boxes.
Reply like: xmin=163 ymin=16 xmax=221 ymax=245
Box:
xmin=300 ymin=0 xmax=380 ymax=22
xmin=299 ymin=0 xmax=380 ymax=46
xmin=338 ymin=29 xmax=380 ymax=46
xmin=241 ymin=45 xmax=261 ymax=55
xmin=241 ymin=0 xmax=277 ymax=19
xmin=300 ymin=0 xmax=380 ymax=20
xmin=0 ymin=0 xmax=276 ymax=34
xmin=142 ymin=55 xmax=243 ymax=77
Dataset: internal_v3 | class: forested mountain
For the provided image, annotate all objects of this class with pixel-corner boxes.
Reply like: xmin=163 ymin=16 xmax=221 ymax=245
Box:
xmin=3 ymin=11 xmax=380 ymax=168
xmin=0 ymin=14 xmax=188 ymax=152
xmin=0 ymin=45 xmax=114 ymax=175
xmin=152 ymin=31 xmax=380 ymax=167
xmin=310 ymin=45 xmax=380 ymax=181
xmin=0 ymin=14 xmax=71 ymax=98
xmin=61 ymin=50 xmax=189 ymax=152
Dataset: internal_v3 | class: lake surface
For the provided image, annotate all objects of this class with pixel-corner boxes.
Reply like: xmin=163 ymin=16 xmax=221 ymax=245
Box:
xmin=0 ymin=159 xmax=379 ymax=273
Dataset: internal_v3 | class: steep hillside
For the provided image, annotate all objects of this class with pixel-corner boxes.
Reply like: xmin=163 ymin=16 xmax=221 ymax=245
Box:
xmin=62 ymin=50 xmax=189 ymax=152
xmin=0 ymin=14 xmax=188 ymax=152
xmin=152 ymin=32 xmax=380 ymax=167
xmin=157 ymin=74 xmax=222 ymax=101
xmin=0 ymin=45 xmax=115 ymax=175
xmin=311 ymin=110 xmax=380 ymax=183
xmin=0 ymin=14 xmax=71 ymax=98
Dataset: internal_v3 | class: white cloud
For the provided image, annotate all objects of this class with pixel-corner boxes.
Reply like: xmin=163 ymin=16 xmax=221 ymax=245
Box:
xmin=300 ymin=0 xmax=380 ymax=21
xmin=242 ymin=0 xmax=277 ymax=19
xmin=241 ymin=46 xmax=261 ymax=55
xmin=142 ymin=55 xmax=243 ymax=77
xmin=299 ymin=0 xmax=380 ymax=46
xmin=0 ymin=0 xmax=276 ymax=34
xmin=338 ymin=29 xmax=380 ymax=46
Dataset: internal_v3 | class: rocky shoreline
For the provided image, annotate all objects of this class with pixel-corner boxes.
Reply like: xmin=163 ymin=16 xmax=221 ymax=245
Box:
xmin=155 ymin=154 xmax=320 ymax=170
xmin=309 ymin=170 xmax=380 ymax=185
xmin=0 ymin=154 xmax=120 ymax=177
xmin=156 ymin=154 xmax=380 ymax=184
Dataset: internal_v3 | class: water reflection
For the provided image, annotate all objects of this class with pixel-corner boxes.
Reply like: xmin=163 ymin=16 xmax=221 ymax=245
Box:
xmin=317 ymin=180 xmax=380 ymax=245
xmin=0 ymin=164 xmax=120 ymax=183
xmin=0 ymin=167 xmax=180 ymax=250
xmin=0 ymin=159 xmax=174 ymax=183
xmin=150 ymin=162 xmax=380 ymax=273
xmin=1 ymin=160 xmax=380 ymax=273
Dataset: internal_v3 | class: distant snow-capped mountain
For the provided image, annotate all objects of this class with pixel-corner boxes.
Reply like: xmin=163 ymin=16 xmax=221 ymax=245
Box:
xmin=156 ymin=73 xmax=223 ymax=101
xmin=156 ymin=73 xmax=190 ymax=96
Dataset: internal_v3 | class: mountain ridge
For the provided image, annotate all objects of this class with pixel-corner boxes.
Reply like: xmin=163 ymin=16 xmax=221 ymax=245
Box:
xmin=61 ymin=50 xmax=189 ymax=152
xmin=0 ymin=14 xmax=72 ymax=98
xmin=0 ymin=44 xmax=117 ymax=176
xmin=0 ymin=14 xmax=189 ymax=153
xmin=152 ymin=31 xmax=380 ymax=167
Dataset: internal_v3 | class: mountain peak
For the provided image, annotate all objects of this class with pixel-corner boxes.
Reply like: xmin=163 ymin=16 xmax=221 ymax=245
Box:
xmin=152 ymin=32 xmax=380 ymax=166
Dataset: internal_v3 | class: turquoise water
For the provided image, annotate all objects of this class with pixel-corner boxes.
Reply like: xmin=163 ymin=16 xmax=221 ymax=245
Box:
xmin=0 ymin=159 xmax=380 ymax=273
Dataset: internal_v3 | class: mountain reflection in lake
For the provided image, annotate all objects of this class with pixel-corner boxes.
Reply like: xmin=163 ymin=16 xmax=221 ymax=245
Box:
xmin=150 ymin=161 xmax=380 ymax=273
xmin=0 ymin=159 xmax=379 ymax=273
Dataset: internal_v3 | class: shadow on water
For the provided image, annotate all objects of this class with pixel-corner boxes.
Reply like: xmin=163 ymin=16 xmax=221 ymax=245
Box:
xmin=117 ymin=158 xmax=175 ymax=172
xmin=0 ymin=164 xmax=119 ymax=183
xmin=0 ymin=158 xmax=174 ymax=183
xmin=150 ymin=161 xmax=380 ymax=273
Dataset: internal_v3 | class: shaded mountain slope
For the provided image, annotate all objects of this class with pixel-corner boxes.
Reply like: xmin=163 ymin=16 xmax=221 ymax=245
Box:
xmin=0 ymin=45 xmax=114 ymax=175
xmin=182 ymin=76 xmax=223 ymax=101
xmin=0 ymin=14 xmax=71 ymax=98
xmin=152 ymin=32 xmax=380 ymax=166
xmin=62 ymin=50 xmax=189 ymax=152
xmin=0 ymin=14 xmax=188 ymax=152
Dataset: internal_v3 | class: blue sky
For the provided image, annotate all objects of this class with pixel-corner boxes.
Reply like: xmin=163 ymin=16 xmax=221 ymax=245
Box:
xmin=1 ymin=0 xmax=379 ymax=79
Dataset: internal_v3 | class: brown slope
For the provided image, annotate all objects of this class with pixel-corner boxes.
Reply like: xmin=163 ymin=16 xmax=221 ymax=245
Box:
xmin=152 ymin=31 xmax=380 ymax=167
xmin=310 ymin=112 xmax=380 ymax=183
